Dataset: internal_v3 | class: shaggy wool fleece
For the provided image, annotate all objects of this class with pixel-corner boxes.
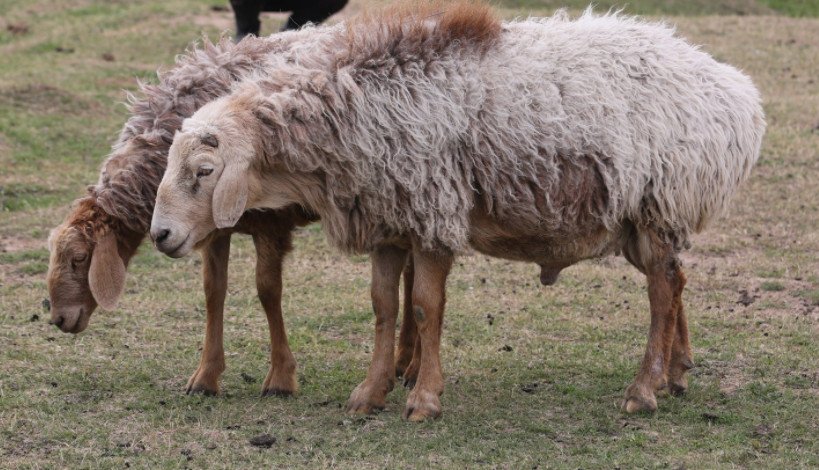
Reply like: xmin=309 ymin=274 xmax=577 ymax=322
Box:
xmin=186 ymin=5 xmax=765 ymax=254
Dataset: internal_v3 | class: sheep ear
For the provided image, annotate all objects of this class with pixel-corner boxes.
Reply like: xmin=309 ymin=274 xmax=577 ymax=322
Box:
xmin=89 ymin=231 xmax=126 ymax=310
xmin=212 ymin=161 xmax=248 ymax=229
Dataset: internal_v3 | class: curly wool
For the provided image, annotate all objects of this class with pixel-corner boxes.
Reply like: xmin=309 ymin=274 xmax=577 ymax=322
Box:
xmin=196 ymin=4 xmax=765 ymax=253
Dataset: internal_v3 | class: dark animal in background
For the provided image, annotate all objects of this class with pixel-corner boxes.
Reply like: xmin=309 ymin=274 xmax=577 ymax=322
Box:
xmin=230 ymin=0 xmax=348 ymax=40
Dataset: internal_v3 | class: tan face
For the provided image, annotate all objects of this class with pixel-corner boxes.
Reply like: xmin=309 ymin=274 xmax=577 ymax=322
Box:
xmin=47 ymin=209 xmax=127 ymax=334
xmin=46 ymin=225 xmax=96 ymax=333
xmin=151 ymin=127 xmax=249 ymax=258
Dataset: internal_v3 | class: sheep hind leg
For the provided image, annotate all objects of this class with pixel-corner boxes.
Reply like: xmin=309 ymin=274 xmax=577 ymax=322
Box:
xmin=186 ymin=233 xmax=231 ymax=396
xmin=253 ymin=230 xmax=298 ymax=397
xmin=622 ymin=231 xmax=682 ymax=413
xmin=403 ymin=245 xmax=452 ymax=422
xmin=346 ymin=245 xmax=407 ymax=414
xmin=395 ymin=257 xmax=417 ymax=379
xmin=667 ymin=267 xmax=693 ymax=396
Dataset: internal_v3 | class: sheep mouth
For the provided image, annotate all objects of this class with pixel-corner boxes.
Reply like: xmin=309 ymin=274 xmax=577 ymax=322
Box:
xmin=56 ymin=308 xmax=86 ymax=334
xmin=65 ymin=322 xmax=85 ymax=334
xmin=165 ymin=234 xmax=191 ymax=258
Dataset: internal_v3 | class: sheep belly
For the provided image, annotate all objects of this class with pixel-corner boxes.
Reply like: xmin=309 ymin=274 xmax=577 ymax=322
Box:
xmin=467 ymin=207 xmax=624 ymax=282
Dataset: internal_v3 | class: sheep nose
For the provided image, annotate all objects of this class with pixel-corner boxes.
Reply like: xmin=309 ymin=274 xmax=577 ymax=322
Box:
xmin=50 ymin=315 xmax=64 ymax=328
xmin=151 ymin=227 xmax=171 ymax=245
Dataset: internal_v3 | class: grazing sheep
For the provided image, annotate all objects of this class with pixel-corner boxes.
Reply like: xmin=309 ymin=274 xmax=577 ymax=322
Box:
xmin=152 ymin=2 xmax=765 ymax=421
xmin=46 ymin=29 xmax=418 ymax=399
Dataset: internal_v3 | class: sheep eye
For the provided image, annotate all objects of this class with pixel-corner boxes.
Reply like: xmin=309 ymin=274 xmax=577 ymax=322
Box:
xmin=196 ymin=166 xmax=213 ymax=178
xmin=70 ymin=253 xmax=86 ymax=271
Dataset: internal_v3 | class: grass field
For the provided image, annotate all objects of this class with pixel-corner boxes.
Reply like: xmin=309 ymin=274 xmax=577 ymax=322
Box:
xmin=1 ymin=0 xmax=818 ymax=468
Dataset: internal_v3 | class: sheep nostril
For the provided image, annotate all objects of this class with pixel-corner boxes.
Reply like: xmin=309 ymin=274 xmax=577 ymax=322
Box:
xmin=152 ymin=228 xmax=171 ymax=244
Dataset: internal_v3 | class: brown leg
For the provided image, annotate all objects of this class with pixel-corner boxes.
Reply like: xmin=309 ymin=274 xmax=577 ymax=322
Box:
xmin=395 ymin=256 xmax=417 ymax=378
xmin=402 ymin=335 xmax=422 ymax=389
xmin=667 ymin=267 xmax=693 ymax=396
xmin=401 ymin=281 xmax=442 ymax=389
xmin=403 ymin=245 xmax=452 ymax=422
xmin=187 ymin=234 xmax=231 ymax=395
xmin=622 ymin=232 xmax=682 ymax=413
xmin=253 ymin=231 xmax=298 ymax=397
xmin=346 ymin=245 xmax=407 ymax=414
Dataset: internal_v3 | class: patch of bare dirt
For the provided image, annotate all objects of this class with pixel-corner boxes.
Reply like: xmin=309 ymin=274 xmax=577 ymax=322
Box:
xmin=701 ymin=354 xmax=753 ymax=397
xmin=5 ymin=22 xmax=30 ymax=35
xmin=0 ymin=235 xmax=41 ymax=253
xmin=0 ymin=84 xmax=95 ymax=115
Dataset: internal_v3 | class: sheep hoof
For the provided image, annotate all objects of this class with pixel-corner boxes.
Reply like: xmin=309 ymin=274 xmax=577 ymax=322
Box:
xmin=668 ymin=376 xmax=689 ymax=396
xmin=261 ymin=367 xmax=297 ymax=398
xmin=186 ymin=368 xmax=220 ymax=396
xmin=345 ymin=401 xmax=384 ymax=415
xmin=621 ymin=384 xmax=658 ymax=414
xmin=668 ymin=358 xmax=693 ymax=396
xmin=345 ymin=380 xmax=388 ymax=415
xmin=186 ymin=384 xmax=218 ymax=396
xmin=261 ymin=387 xmax=294 ymax=398
xmin=345 ymin=398 xmax=385 ymax=415
xmin=403 ymin=389 xmax=441 ymax=422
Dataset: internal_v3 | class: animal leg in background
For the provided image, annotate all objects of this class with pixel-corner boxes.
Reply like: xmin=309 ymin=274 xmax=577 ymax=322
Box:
xmin=403 ymin=244 xmax=452 ymax=422
xmin=186 ymin=233 xmax=231 ymax=395
xmin=622 ymin=230 xmax=685 ymax=413
xmin=346 ymin=245 xmax=407 ymax=414
xmin=395 ymin=257 xmax=417 ymax=379
xmin=252 ymin=230 xmax=299 ymax=396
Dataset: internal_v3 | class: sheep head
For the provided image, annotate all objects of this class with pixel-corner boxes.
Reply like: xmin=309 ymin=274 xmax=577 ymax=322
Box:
xmin=151 ymin=94 xmax=312 ymax=258
xmin=151 ymin=99 xmax=255 ymax=257
xmin=46 ymin=217 xmax=126 ymax=334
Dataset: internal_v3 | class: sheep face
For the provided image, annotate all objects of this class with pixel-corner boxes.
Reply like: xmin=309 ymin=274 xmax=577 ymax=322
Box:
xmin=151 ymin=110 xmax=266 ymax=258
xmin=151 ymin=130 xmax=222 ymax=258
xmin=46 ymin=221 xmax=128 ymax=333
xmin=46 ymin=224 xmax=98 ymax=333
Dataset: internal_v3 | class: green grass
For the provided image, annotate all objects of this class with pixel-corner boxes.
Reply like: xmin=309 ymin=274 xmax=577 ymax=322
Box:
xmin=761 ymin=281 xmax=786 ymax=292
xmin=759 ymin=0 xmax=819 ymax=16
xmin=1 ymin=0 xmax=818 ymax=468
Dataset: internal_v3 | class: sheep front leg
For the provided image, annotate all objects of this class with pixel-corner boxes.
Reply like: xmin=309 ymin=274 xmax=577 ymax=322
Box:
xmin=623 ymin=256 xmax=682 ymax=413
xmin=252 ymin=231 xmax=298 ymax=397
xmin=403 ymin=247 xmax=452 ymax=422
xmin=186 ymin=234 xmax=231 ymax=395
xmin=346 ymin=245 xmax=407 ymax=414
xmin=395 ymin=257 xmax=418 ymax=379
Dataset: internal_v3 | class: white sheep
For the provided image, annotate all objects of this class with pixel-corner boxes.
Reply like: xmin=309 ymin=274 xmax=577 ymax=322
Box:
xmin=151 ymin=2 xmax=765 ymax=421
